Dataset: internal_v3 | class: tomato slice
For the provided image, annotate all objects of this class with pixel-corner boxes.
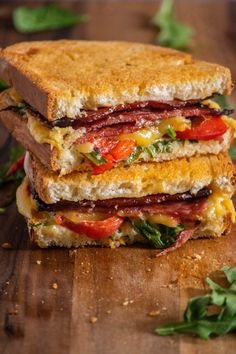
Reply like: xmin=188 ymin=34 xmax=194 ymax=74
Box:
xmin=91 ymin=139 xmax=136 ymax=175
xmin=92 ymin=154 xmax=114 ymax=175
xmin=109 ymin=139 xmax=136 ymax=161
xmin=176 ymin=117 xmax=228 ymax=141
xmin=6 ymin=154 xmax=25 ymax=176
xmin=55 ymin=215 xmax=124 ymax=240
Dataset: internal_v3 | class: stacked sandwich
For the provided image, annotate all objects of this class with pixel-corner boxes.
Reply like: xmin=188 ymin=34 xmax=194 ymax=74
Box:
xmin=0 ymin=40 xmax=235 ymax=255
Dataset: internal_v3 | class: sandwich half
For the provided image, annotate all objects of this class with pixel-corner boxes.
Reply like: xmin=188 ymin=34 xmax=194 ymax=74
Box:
xmin=16 ymin=152 xmax=236 ymax=254
xmin=0 ymin=40 xmax=236 ymax=175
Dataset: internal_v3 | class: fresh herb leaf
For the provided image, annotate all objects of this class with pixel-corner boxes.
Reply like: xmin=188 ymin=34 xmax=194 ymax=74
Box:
xmin=13 ymin=5 xmax=88 ymax=33
xmin=0 ymin=207 xmax=6 ymax=214
xmin=213 ymin=95 xmax=233 ymax=110
xmin=151 ymin=0 xmax=193 ymax=50
xmin=0 ymin=145 xmax=25 ymax=188
xmin=132 ymin=219 xmax=183 ymax=249
xmin=125 ymin=146 xmax=144 ymax=165
xmin=0 ymin=79 xmax=8 ymax=92
xmin=155 ymin=266 xmax=236 ymax=339
xmin=83 ymin=150 xmax=107 ymax=166
xmin=166 ymin=127 xmax=176 ymax=140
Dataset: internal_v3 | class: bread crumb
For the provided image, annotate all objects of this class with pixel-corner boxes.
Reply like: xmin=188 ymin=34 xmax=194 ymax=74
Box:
xmin=52 ymin=282 xmax=58 ymax=289
xmin=146 ymin=268 xmax=152 ymax=272
xmin=162 ymin=307 xmax=167 ymax=311
xmin=36 ymin=260 xmax=41 ymax=265
xmin=122 ymin=300 xmax=129 ymax=306
xmin=105 ymin=310 xmax=111 ymax=314
xmin=192 ymin=253 xmax=202 ymax=260
xmin=90 ymin=316 xmax=98 ymax=324
xmin=1 ymin=242 xmax=12 ymax=249
xmin=147 ymin=310 xmax=160 ymax=317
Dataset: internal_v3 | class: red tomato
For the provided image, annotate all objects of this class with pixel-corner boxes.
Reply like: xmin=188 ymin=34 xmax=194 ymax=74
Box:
xmin=176 ymin=117 xmax=228 ymax=141
xmin=109 ymin=139 xmax=136 ymax=161
xmin=55 ymin=215 xmax=124 ymax=240
xmin=92 ymin=154 xmax=114 ymax=175
xmin=91 ymin=139 xmax=135 ymax=175
xmin=7 ymin=154 xmax=25 ymax=176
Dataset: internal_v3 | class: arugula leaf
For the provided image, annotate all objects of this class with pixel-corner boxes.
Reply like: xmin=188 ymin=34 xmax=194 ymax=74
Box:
xmin=13 ymin=5 xmax=88 ymax=33
xmin=132 ymin=219 xmax=183 ymax=248
xmin=0 ymin=145 xmax=25 ymax=188
xmin=166 ymin=127 xmax=176 ymax=140
xmin=125 ymin=146 xmax=144 ymax=165
xmin=151 ymin=0 xmax=193 ymax=50
xmin=213 ymin=95 xmax=233 ymax=110
xmin=0 ymin=79 xmax=8 ymax=92
xmin=155 ymin=266 xmax=236 ymax=339
xmin=83 ymin=149 xmax=107 ymax=166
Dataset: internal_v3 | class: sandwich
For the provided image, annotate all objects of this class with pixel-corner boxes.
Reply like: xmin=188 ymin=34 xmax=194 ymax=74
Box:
xmin=0 ymin=40 xmax=235 ymax=254
xmin=0 ymin=41 xmax=235 ymax=175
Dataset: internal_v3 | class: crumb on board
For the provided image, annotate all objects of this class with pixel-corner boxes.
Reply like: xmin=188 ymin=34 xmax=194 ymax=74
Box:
xmin=1 ymin=242 xmax=12 ymax=249
xmin=36 ymin=260 xmax=41 ymax=265
xmin=122 ymin=299 xmax=134 ymax=306
xmin=146 ymin=268 xmax=152 ymax=272
xmin=52 ymin=282 xmax=58 ymax=289
xmin=105 ymin=310 xmax=112 ymax=314
xmin=147 ymin=310 xmax=160 ymax=317
xmin=90 ymin=316 xmax=98 ymax=324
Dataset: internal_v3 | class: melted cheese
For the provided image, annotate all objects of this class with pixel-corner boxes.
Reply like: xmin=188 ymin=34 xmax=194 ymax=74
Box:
xmin=201 ymin=99 xmax=221 ymax=110
xmin=16 ymin=177 xmax=37 ymax=219
xmin=222 ymin=116 xmax=236 ymax=136
xmin=147 ymin=214 xmax=179 ymax=227
xmin=204 ymin=190 xmax=235 ymax=223
xmin=119 ymin=116 xmax=190 ymax=147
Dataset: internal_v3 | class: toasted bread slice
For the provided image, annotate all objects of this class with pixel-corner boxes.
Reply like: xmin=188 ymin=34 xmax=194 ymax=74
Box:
xmin=0 ymin=40 xmax=232 ymax=120
xmin=26 ymin=152 xmax=235 ymax=204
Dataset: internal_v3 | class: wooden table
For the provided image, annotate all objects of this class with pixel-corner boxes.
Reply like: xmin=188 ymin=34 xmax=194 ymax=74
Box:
xmin=1 ymin=1 xmax=236 ymax=353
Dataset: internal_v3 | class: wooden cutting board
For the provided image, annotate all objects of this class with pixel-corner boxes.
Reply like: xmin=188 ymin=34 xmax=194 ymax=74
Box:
xmin=1 ymin=1 xmax=236 ymax=353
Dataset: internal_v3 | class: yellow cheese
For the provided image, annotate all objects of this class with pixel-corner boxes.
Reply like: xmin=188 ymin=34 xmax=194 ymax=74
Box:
xmin=147 ymin=214 xmax=179 ymax=227
xmin=119 ymin=116 xmax=190 ymax=147
xmin=201 ymin=99 xmax=221 ymax=110
xmin=205 ymin=190 xmax=235 ymax=223
xmin=16 ymin=177 xmax=37 ymax=218
xmin=61 ymin=210 xmax=106 ymax=222
xmin=222 ymin=116 xmax=236 ymax=136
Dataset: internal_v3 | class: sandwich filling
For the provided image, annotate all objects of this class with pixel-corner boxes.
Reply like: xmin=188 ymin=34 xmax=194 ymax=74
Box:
xmin=17 ymin=178 xmax=235 ymax=254
xmin=1 ymin=88 xmax=236 ymax=175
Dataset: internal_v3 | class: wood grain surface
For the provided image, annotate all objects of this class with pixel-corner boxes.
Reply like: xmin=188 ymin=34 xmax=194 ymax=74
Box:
xmin=1 ymin=1 xmax=236 ymax=353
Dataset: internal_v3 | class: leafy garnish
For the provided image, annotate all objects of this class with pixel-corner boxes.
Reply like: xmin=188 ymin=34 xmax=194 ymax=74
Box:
xmin=0 ymin=145 xmax=25 ymax=188
xmin=155 ymin=266 xmax=236 ymax=339
xmin=0 ymin=207 xmax=6 ymax=214
xmin=0 ymin=79 xmax=8 ymax=92
xmin=228 ymin=139 xmax=236 ymax=161
xmin=13 ymin=5 xmax=88 ymax=33
xmin=83 ymin=149 xmax=107 ymax=166
xmin=166 ymin=127 xmax=176 ymax=140
xmin=151 ymin=0 xmax=193 ymax=50
xmin=132 ymin=219 xmax=183 ymax=248
xmin=213 ymin=95 xmax=233 ymax=110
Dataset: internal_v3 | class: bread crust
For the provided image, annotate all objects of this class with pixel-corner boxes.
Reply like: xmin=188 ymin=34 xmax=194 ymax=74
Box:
xmin=28 ymin=152 xmax=235 ymax=204
xmin=0 ymin=40 xmax=232 ymax=120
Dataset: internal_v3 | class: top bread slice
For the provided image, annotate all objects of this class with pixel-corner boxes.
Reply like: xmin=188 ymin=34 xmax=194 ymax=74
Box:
xmin=0 ymin=40 xmax=232 ymax=120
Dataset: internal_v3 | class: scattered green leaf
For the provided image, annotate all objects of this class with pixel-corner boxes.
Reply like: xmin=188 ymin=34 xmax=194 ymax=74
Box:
xmin=0 ymin=79 xmax=8 ymax=92
xmin=228 ymin=139 xmax=236 ymax=161
xmin=0 ymin=145 xmax=25 ymax=188
xmin=13 ymin=5 xmax=88 ymax=33
xmin=213 ymin=95 xmax=233 ymax=110
xmin=125 ymin=146 xmax=144 ymax=165
xmin=155 ymin=266 xmax=236 ymax=339
xmin=151 ymin=0 xmax=193 ymax=50
xmin=0 ymin=207 xmax=6 ymax=214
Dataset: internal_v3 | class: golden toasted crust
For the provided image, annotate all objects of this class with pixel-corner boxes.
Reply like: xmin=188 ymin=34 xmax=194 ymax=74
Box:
xmin=0 ymin=40 xmax=232 ymax=120
xmin=27 ymin=152 xmax=235 ymax=204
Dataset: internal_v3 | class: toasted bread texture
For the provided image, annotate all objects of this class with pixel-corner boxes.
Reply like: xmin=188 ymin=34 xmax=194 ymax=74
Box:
xmin=1 ymin=110 xmax=234 ymax=175
xmin=0 ymin=40 xmax=232 ymax=120
xmin=26 ymin=152 xmax=235 ymax=204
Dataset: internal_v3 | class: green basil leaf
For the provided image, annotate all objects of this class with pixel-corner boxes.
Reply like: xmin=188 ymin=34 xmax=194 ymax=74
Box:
xmin=222 ymin=266 xmax=236 ymax=284
xmin=13 ymin=5 xmax=88 ymax=33
xmin=124 ymin=146 xmax=144 ymax=165
xmin=213 ymin=95 xmax=233 ymax=110
xmin=166 ymin=127 xmax=176 ymax=140
xmin=83 ymin=150 xmax=107 ymax=165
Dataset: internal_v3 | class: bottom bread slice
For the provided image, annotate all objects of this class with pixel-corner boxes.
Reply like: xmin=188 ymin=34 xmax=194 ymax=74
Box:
xmin=17 ymin=177 xmax=235 ymax=250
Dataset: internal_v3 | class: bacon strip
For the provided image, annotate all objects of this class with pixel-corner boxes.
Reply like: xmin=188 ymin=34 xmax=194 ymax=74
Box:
xmin=156 ymin=229 xmax=195 ymax=257
xmin=34 ymin=188 xmax=212 ymax=212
